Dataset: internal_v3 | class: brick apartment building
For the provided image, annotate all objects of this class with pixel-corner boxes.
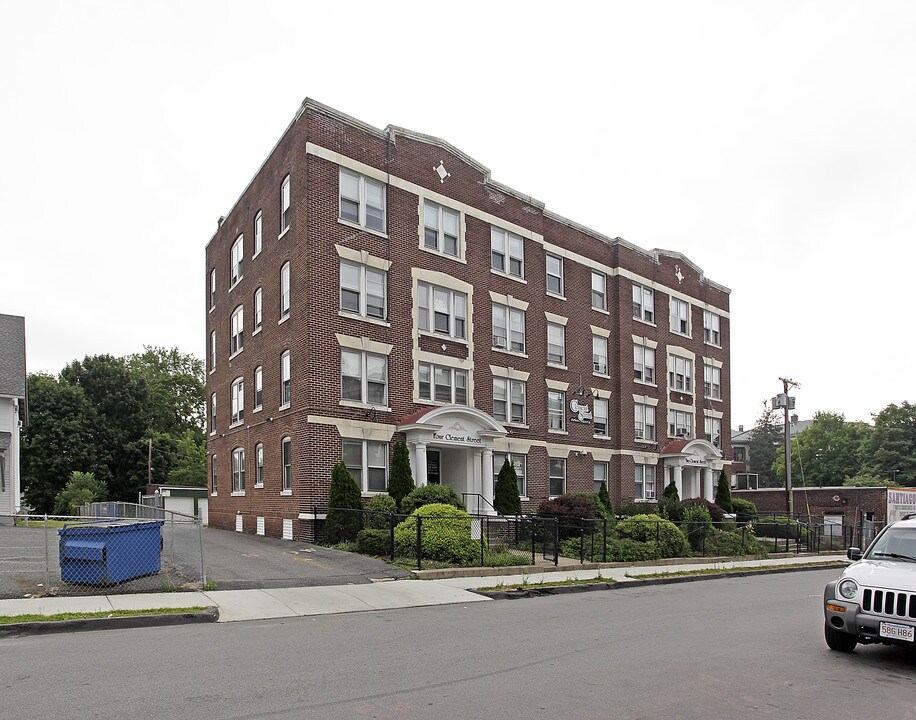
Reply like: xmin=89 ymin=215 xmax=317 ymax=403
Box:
xmin=205 ymin=99 xmax=732 ymax=540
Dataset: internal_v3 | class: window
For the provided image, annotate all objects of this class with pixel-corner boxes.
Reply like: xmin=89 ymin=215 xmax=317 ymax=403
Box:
xmin=230 ymin=236 xmax=244 ymax=286
xmin=280 ymin=262 xmax=290 ymax=319
xmin=281 ymin=437 xmax=292 ymax=491
xmin=339 ymin=168 xmax=386 ymax=232
xmin=280 ymin=351 xmax=291 ymax=407
xmin=669 ymin=410 xmax=694 ymax=438
xmin=253 ymin=288 xmax=262 ymax=333
xmin=230 ymin=377 xmax=244 ymax=425
xmin=635 ymin=464 xmax=656 ymax=500
xmin=493 ymin=377 xmax=526 ymax=424
xmin=632 ymin=284 xmax=655 ymax=323
xmin=230 ymin=306 xmax=244 ymax=355
xmin=704 ymin=364 xmax=721 ymax=399
xmin=418 ymin=282 xmax=466 ymax=340
xmin=668 ymin=355 xmax=693 ymax=393
xmin=635 ymin=403 xmax=656 ymax=441
xmin=703 ymin=311 xmax=721 ymax=345
xmin=209 ymin=331 xmax=216 ymax=371
xmin=231 ymin=448 xmax=245 ymax=493
xmin=424 ymin=202 xmax=459 ymax=256
xmin=549 ymin=458 xmax=566 ymax=496
xmin=492 ymin=304 xmax=525 ymax=352
xmin=594 ymin=462 xmax=608 ymax=495
xmin=209 ymin=269 xmax=216 ymax=310
xmin=254 ymin=211 xmax=263 ymax=256
xmin=593 ymin=336 xmax=608 ymax=375
xmin=493 ymin=453 xmax=527 ymax=497
xmin=591 ymin=272 xmax=607 ymax=311
xmin=670 ymin=298 xmax=690 ymax=335
xmin=634 ymin=345 xmax=655 ymax=384
xmin=548 ymin=390 xmax=566 ymax=431
xmin=210 ymin=455 xmax=217 ymax=494
xmin=490 ymin=227 xmax=524 ymax=277
xmin=255 ymin=443 xmax=264 ymax=487
xmin=342 ymin=440 xmax=388 ymax=492
xmin=705 ymin=417 xmax=722 ymax=447
xmin=734 ymin=447 xmax=746 ymax=462
xmin=280 ymin=176 xmax=290 ymax=233
xmin=340 ymin=261 xmax=387 ymax=320
xmin=547 ymin=323 xmax=565 ymax=365
xmin=254 ymin=366 xmax=263 ymax=410
xmin=419 ymin=363 xmax=468 ymax=405
xmin=594 ymin=398 xmax=608 ymax=437
xmin=546 ymin=255 xmax=564 ymax=296
xmin=209 ymin=393 xmax=216 ymax=434
xmin=341 ymin=350 xmax=388 ymax=405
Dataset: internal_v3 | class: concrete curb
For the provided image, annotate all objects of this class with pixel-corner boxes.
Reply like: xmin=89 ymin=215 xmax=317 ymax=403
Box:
xmin=0 ymin=606 xmax=219 ymax=638
xmin=472 ymin=562 xmax=847 ymax=600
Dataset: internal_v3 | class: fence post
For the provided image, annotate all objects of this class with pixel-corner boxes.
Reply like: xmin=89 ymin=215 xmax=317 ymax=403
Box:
xmin=741 ymin=526 xmax=746 ymax=554
xmin=579 ymin=520 xmax=585 ymax=564
xmin=602 ymin=518 xmax=607 ymax=563
xmin=531 ymin=517 xmax=536 ymax=565
xmin=553 ymin=518 xmax=559 ymax=566
xmin=198 ymin=517 xmax=208 ymax=586
xmin=480 ymin=517 xmax=485 ymax=568
xmin=416 ymin=515 xmax=423 ymax=571
xmin=389 ymin=512 xmax=395 ymax=561
xmin=44 ymin=514 xmax=50 ymax=590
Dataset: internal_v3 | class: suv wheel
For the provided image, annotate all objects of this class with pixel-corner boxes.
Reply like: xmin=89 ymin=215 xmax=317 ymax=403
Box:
xmin=824 ymin=622 xmax=857 ymax=652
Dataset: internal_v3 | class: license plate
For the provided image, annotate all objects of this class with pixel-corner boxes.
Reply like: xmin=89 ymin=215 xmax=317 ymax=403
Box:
xmin=880 ymin=622 xmax=915 ymax=642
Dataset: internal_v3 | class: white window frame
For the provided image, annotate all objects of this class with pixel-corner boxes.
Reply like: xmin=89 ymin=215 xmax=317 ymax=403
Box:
xmin=632 ymin=284 xmax=655 ymax=323
xmin=210 ymin=454 xmax=217 ymax=495
xmin=492 ymin=304 xmax=526 ymax=353
xmin=209 ymin=331 xmax=216 ymax=372
xmin=668 ymin=355 xmax=694 ymax=393
xmin=339 ymin=168 xmax=386 ymax=233
xmin=547 ymin=390 xmax=566 ymax=431
xmin=635 ymin=403 xmax=656 ymax=441
xmin=594 ymin=398 xmax=609 ymax=437
xmin=593 ymin=335 xmax=608 ymax=375
xmin=281 ymin=437 xmax=292 ymax=492
xmin=254 ymin=211 xmax=263 ymax=256
xmin=209 ymin=393 xmax=216 ymax=435
xmin=231 ymin=447 xmax=246 ymax=493
xmin=230 ymin=377 xmax=244 ymax=425
xmin=254 ymin=442 xmax=264 ymax=487
xmin=704 ymin=363 xmax=721 ymax=399
xmin=546 ymin=322 xmax=565 ymax=366
xmin=634 ymin=345 xmax=656 ymax=385
xmin=594 ymin=461 xmax=608 ymax=495
xmin=418 ymin=362 xmax=468 ymax=405
xmin=703 ymin=310 xmax=721 ymax=346
xmin=493 ymin=377 xmax=526 ymax=424
xmin=490 ymin=226 xmax=524 ymax=278
xmin=230 ymin=306 xmax=244 ymax=356
xmin=253 ymin=288 xmax=262 ymax=333
xmin=591 ymin=271 xmax=607 ymax=311
xmin=280 ymin=350 xmax=291 ymax=408
xmin=635 ymin=464 xmax=656 ymax=501
xmin=670 ymin=297 xmax=690 ymax=336
xmin=209 ymin=269 xmax=216 ymax=310
xmin=280 ymin=176 xmax=290 ymax=233
xmin=253 ymin=365 xmax=263 ymax=411
xmin=418 ymin=282 xmax=467 ymax=340
xmin=342 ymin=439 xmax=388 ymax=493
xmin=705 ymin=416 xmax=722 ymax=447
xmin=669 ymin=409 xmax=694 ymax=438
xmin=341 ymin=350 xmax=388 ymax=406
xmin=340 ymin=261 xmax=387 ymax=321
xmin=280 ymin=262 xmax=290 ymax=319
xmin=549 ymin=457 xmax=566 ymax=497
xmin=546 ymin=254 xmax=564 ymax=297
xmin=230 ymin=236 xmax=244 ymax=287
xmin=423 ymin=201 xmax=460 ymax=257
xmin=493 ymin=452 xmax=527 ymax=498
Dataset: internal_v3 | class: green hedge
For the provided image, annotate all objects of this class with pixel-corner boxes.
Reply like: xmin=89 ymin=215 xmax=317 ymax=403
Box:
xmin=614 ymin=514 xmax=690 ymax=558
xmin=704 ymin=527 xmax=767 ymax=558
xmin=356 ymin=528 xmax=391 ymax=557
xmin=363 ymin=495 xmax=397 ymax=530
xmin=754 ymin=516 xmax=809 ymax=542
xmin=400 ymin=485 xmax=465 ymax=515
xmin=393 ymin=503 xmax=483 ymax=565
xmin=559 ymin=536 xmax=661 ymax=562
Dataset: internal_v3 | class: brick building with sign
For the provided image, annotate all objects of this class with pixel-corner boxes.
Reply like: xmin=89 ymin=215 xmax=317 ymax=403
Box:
xmin=204 ymin=99 xmax=732 ymax=540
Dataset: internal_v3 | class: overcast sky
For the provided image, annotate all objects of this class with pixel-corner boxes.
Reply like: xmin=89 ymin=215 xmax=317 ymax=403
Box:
xmin=3 ymin=1 xmax=914 ymax=430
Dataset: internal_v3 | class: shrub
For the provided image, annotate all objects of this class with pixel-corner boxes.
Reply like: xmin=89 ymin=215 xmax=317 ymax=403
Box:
xmin=597 ymin=482 xmax=612 ymax=515
xmin=606 ymin=538 xmax=661 ymax=562
xmin=715 ymin=469 xmax=733 ymax=511
xmin=393 ymin=503 xmax=483 ymax=565
xmin=657 ymin=494 xmax=683 ymax=523
xmin=662 ymin=479 xmax=680 ymax=501
xmin=54 ymin=471 xmax=107 ymax=515
xmin=704 ymin=527 xmax=767 ymax=558
xmin=682 ymin=498 xmax=728 ymax=523
xmin=614 ymin=514 xmax=690 ymax=558
xmin=387 ymin=440 xmax=415 ymax=509
xmin=326 ymin=462 xmax=364 ymax=543
xmin=571 ymin=492 xmax=614 ymax=521
xmin=356 ymin=528 xmax=391 ymax=557
xmin=754 ymin=516 xmax=809 ymax=542
xmin=681 ymin=503 xmax=713 ymax=552
xmin=617 ymin=497 xmax=656 ymax=517
xmin=730 ymin=497 xmax=757 ymax=523
xmin=400 ymin=485 xmax=465 ymax=515
xmin=537 ymin=494 xmax=600 ymax=540
xmin=493 ymin=458 xmax=522 ymax=515
xmin=363 ymin=494 xmax=397 ymax=530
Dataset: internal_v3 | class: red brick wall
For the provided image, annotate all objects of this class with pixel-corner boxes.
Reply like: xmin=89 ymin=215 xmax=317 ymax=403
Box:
xmin=734 ymin=487 xmax=887 ymax=523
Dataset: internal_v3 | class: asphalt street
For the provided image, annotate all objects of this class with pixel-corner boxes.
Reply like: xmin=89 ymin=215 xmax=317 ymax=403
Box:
xmin=3 ymin=568 xmax=914 ymax=719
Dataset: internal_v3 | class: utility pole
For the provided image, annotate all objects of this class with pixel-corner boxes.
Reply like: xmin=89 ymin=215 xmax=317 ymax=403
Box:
xmin=148 ymin=438 xmax=153 ymax=488
xmin=774 ymin=378 xmax=799 ymax=515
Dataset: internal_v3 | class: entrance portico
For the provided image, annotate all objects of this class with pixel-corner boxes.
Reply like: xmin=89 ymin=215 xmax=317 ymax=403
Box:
xmin=659 ymin=438 xmax=723 ymax=502
xmin=398 ymin=406 xmax=508 ymax=515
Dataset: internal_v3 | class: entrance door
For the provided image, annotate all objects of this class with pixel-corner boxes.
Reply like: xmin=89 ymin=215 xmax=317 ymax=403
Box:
xmin=427 ymin=450 xmax=441 ymax=485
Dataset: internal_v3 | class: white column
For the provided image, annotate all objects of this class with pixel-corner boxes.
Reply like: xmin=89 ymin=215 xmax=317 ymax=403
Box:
xmin=481 ymin=448 xmax=495 ymax=515
xmin=704 ymin=468 xmax=715 ymax=502
xmin=470 ymin=450 xmax=483 ymax=514
xmin=408 ymin=443 xmax=418 ymax=486
xmin=673 ymin=465 xmax=683 ymax=499
xmin=416 ymin=442 xmax=428 ymax=487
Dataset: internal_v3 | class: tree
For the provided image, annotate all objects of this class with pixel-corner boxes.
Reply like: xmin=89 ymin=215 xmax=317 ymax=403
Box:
xmin=167 ymin=429 xmax=207 ymax=486
xmin=843 ymin=474 xmax=896 ymax=487
xmin=493 ymin=458 xmax=522 ymax=515
xmin=387 ymin=440 xmax=414 ymax=509
xmin=774 ymin=412 xmax=871 ymax=487
xmin=747 ymin=402 xmax=781 ymax=486
xmin=127 ymin=346 xmax=206 ymax=432
xmin=597 ymin=481 xmax=612 ymax=515
xmin=54 ymin=471 xmax=107 ymax=515
xmin=715 ymin=468 xmax=733 ymax=511
xmin=326 ymin=461 xmax=364 ymax=543
xmin=865 ymin=402 xmax=916 ymax=486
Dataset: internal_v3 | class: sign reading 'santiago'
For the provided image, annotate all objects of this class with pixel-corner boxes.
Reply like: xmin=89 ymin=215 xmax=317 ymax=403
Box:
xmin=569 ymin=399 xmax=592 ymax=424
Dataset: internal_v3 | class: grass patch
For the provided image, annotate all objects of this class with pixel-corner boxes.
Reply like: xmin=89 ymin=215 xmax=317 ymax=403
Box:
xmin=478 ymin=573 xmax=617 ymax=592
xmin=625 ymin=561 xmax=842 ymax=580
xmin=0 ymin=606 xmax=208 ymax=625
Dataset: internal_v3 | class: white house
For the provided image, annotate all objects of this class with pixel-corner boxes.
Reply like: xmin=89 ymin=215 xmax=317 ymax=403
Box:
xmin=0 ymin=314 xmax=26 ymax=516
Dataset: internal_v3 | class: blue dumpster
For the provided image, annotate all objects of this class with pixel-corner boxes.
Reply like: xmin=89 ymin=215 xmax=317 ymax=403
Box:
xmin=59 ymin=520 xmax=164 ymax=585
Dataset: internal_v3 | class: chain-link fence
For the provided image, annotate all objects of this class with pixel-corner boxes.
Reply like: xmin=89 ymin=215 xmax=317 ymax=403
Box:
xmin=0 ymin=508 xmax=206 ymax=599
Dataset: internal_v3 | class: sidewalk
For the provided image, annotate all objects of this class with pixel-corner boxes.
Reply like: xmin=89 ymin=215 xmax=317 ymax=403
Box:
xmin=0 ymin=554 xmax=846 ymax=632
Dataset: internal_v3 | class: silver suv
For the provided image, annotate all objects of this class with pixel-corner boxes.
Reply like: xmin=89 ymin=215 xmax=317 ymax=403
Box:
xmin=824 ymin=516 xmax=916 ymax=652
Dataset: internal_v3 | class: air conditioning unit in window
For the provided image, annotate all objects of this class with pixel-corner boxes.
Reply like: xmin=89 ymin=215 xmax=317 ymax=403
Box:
xmin=677 ymin=429 xmax=689 ymax=438
xmin=493 ymin=336 xmax=507 ymax=348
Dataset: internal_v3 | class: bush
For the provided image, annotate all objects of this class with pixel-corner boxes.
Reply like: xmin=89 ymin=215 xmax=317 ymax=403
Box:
xmin=617 ymin=498 xmax=656 ymax=517
xmin=571 ymin=492 xmax=614 ymax=521
xmin=387 ymin=440 xmax=415 ymax=509
xmin=704 ymin=527 xmax=767 ymax=558
xmin=730 ymin=497 xmax=757 ymax=523
xmin=682 ymin=498 xmax=728 ymax=523
xmin=537 ymin=494 xmax=600 ymax=540
xmin=681 ymin=504 xmax=713 ymax=552
xmin=614 ymin=514 xmax=690 ymax=558
xmin=715 ymin=469 xmax=733 ymax=512
xmin=363 ymin=494 xmax=397 ymax=530
xmin=662 ymin=479 xmax=680 ymax=501
xmin=754 ymin=516 xmax=809 ymax=542
xmin=326 ymin=462 xmax=364 ymax=543
xmin=400 ymin=485 xmax=465 ymax=515
xmin=606 ymin=538 xmax=661 ymax=562
xmin=356 ymin=528 xmax=391 ymax=557
xmin=657 ymin=494 xmax=683 ymax=523
xmin=393 ymin=503 xmax=483 ymax=565
xmin=597 ymin=482 xmax=612 ymax=515
xmin=493 ymin=458 xmax=522 ymax=515
xmin=54 ymin=471 xmax=107 ymax=515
